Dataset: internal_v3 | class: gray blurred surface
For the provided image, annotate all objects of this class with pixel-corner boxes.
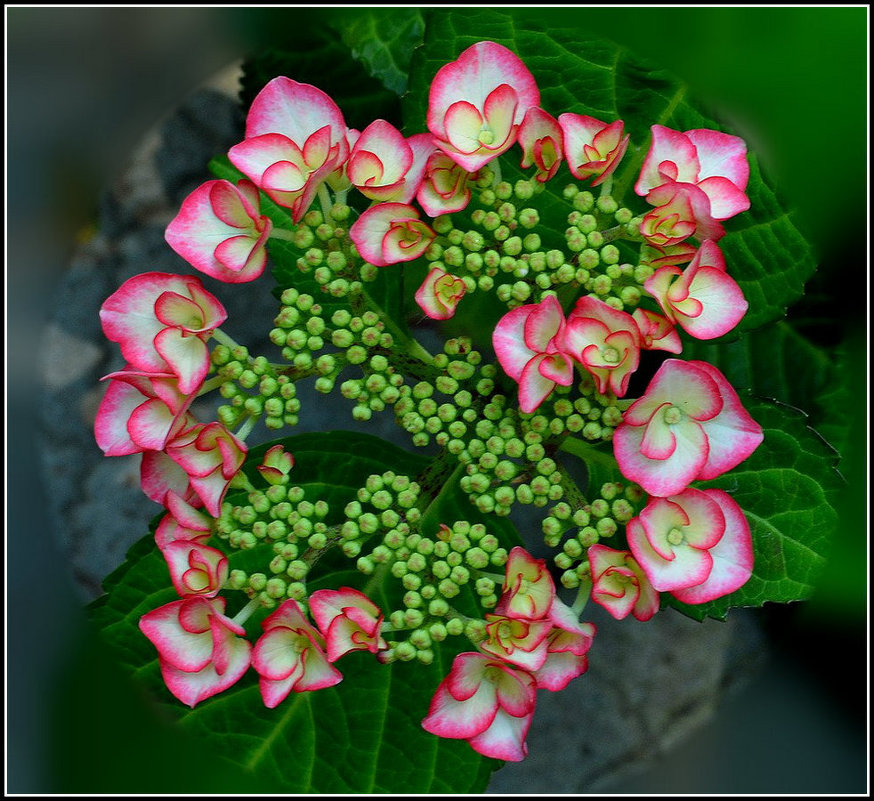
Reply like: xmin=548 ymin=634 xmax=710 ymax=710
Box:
xmin=8 ymin=7 xmax=867 ymax=795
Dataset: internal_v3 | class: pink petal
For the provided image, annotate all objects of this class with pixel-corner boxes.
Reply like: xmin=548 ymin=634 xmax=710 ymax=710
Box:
xmin=684 ymin=128 xmax=749 ymax=191
xmin=635 ymin=125 xmax=700 ymax=196
xmin=613 ymin=417 xmax=709 ymax=497
xmin=493 ymin=305 xmax=536 ymax=380
xmin=518 ymin=355 xmax=557 ymax=414
xmin=245 ymin=77 xmax=348 ymax=157
xmin=422 ymin=681 xmax=499 ymax=740
xmin=691 ymin=361 xmax=764 ymax=479
xmin=153 ymin=328 xmax=210 ymax=396
xmin=696 ymin=175 xmax=751 ymax=220
xmin=467 ymin=707 xmax=533 ymax=762
xmin=670 ymin=490 xmax=753 ymax=603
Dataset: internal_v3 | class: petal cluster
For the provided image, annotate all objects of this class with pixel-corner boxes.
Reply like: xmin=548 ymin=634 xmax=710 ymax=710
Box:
xmin=415 ymin=267 xmax=467 ymax=320
xmin=139 ymin=596 xmax=251 ymax=708
xmin=559 ymin=114 xmax=629 ymax=186
xmin=563 ymin=297 xmax=642 ymax=397
xmin=492 ymin=295 xmax=575 ymax=413
xmin=588 ymin=544 xmax=660 ymax=621
xmin=253 ymin=600 xmax=342 ymax=707
xmin=421 ymin=652 xmax=537 ymax=762
xmin=165 ymin=179 xmax=273 ymax=283
xmin=627 ymin=488 xmax=753 ymax=603
xmin=308 ymin=587 xmax=388 ymax=662
xmin=428 ymin=41 xmax=540 ymax=172
xmin=644 ymin=240 xmax=747 ymax=340
xmin=613 ymin=359 xmax=763 ymax=497
xmin=635 ymin=125 xmax=750 ymax=241
xmin=99 ymin=272 xmax=227 ymax=395
xmin=350 ymin=203 xmax=436 ymax=267
xmin=229 ymin=77 xmax=350 ymax=223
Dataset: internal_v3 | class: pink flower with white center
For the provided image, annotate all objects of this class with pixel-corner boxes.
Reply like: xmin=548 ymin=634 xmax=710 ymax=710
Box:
xmin=559 ymin=114 xmax=629 ymax=186
xmin=228 ymin=78 xmax=349 ymax=223
xmin=492 ymin=294 xmax=575 ymax=414
xmin=563 ymin=296 xmax=642 ymax=398
xmin=308 ymin=587 xmax=388 ymax=663
xmin=162 ymin=540 xmax=228 ymax=598
xmin=139 ymin=596 xmax=251 ymax=708
xmin=531 ymin=599 xmax=596 ymax=692
xmin=635 ymin=125 xmax=750 ymax=229
xmin=632 ymin=308 xmax=683 ymax=354
xmin=165 ymin=422 xmax=247 ymax=517
xmin=154 ymin=491 xmax=213 ymax=549
xmin=256 ymin=444 xmax=295 ymax=486
xmin=644 ymin=239 xmax=748 ymax=340
xmin=253 ymin=600 xmax=342 ymax=708
xmin=414 ymin=267 xmax=467 ymax=321
xmin=416 ymin=151 xmax=476 ymax=216
xmin=164 ymin=179 xmax=273 ymax=284
xmin=421 ymin=651 xmax=537 ymax=762
xmin=480 ymin=613 xmax=553 ymax=671
xmin=588 ymin=544 xmax=660 ymax=622
xmin=349 ymin=202 xmax=436 ymax=267
xmin=100 ymin=272 xmax=227 ymax=396
xmin=494 ymin=546 xmax=556 ymax=621
xmin=626 ymin=488 xmax=754 ymax=603
xmin=94 ymin=369 xmax=194 ymax=457
xmin=427 ymin=40 xmax=540 ymax=172
xmin=613 ymin=359 xmax=764 ymax=497
xmin=347 ymin=120 xmax=434 ymax=202
xmin=518 ymin=107 xmax=563 ymax=183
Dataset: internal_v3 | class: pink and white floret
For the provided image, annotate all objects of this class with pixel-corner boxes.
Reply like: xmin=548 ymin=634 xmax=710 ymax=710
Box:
xmin=427 ymin=40 xmax=540 ymax=172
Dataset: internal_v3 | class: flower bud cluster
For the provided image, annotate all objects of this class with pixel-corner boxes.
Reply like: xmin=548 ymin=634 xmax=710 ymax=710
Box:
xmin=290 ymin=206 xmax=364 ymax=300
xmin=212 ymin=343 xmax=298 ymax=431
xmin=541 ymin=481 xmax=645 ymax=588
xmin=371 ymin=519 xmax=509 ymax=665
xmin=215 ymin=483 xmax=330 ymax=608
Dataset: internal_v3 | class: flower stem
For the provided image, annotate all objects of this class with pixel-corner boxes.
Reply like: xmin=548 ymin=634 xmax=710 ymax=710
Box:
xmin=269 ymin=228 xmax=298 ymax=242
xmin=231 ymin=596 xmax=262 ymax=626
xmin=318 ymin=184 xmax=333 ymax=222
xmin=234 ymin=414 xmax=257 ymax=442
xmin=571 ymin=579 xmax=592 ymax=616
xmin=197 ymin=375 xmax=226 ymax=397
xmin=212 ymin=327 xmax=242 ymax=351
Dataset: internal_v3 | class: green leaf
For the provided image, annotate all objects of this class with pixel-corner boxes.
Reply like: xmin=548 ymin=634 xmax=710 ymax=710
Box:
xmin=89 ymin=432 xmax=519 ymax=793
xmin=666 ymin=400 xmax=841 ymax=621
xmin=404 ymin=9 xmax=817 ymax=333
xmin=329 ymin=9 xmax=426 ymax=95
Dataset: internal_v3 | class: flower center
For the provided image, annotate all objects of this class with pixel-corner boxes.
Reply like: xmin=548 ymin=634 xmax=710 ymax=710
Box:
xmin=602 ymin=346 xmax=620 ymax=364
xmin=662 ymin=405 xmax=683 ymax=425
xmin=667 ymin=527 xmax=684 ymax=546
xmin=478 ymin=127 xmax=495 ymax=146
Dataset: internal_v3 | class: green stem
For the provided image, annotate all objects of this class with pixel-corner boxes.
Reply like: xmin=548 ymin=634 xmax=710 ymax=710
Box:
xmin=269 ymin=228 xmax=298 ymax=242
xmin=571 ymin=578 xmax=592 ymax=616
xmin=235 ymin=414 xmax=258 ymax=442
xmin=559 ymin=435 xmax=620 ymax=472
xmin=318 ymin=184 xmax=333 ymax=222
xmin=212 ymin=327 xmax=242 ymax=351
xmin=231 ymin=596 xmax=262 ymax=626
xmin=197 ymin=375 xmax=226 ymax=397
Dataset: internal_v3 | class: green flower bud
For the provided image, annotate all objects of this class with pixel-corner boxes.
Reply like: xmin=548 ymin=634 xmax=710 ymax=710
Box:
xmin=596 ymin=517 xmax=617 ymax=538
xmin=579 ymin=526 xmax=599 ymax=547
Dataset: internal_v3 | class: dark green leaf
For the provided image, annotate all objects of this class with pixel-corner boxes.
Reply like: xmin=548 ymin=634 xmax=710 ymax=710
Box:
xmin=666 ymin=400 xmax=841 ymax=621
xmin=329 ymin=9 xmax=426 ymax=95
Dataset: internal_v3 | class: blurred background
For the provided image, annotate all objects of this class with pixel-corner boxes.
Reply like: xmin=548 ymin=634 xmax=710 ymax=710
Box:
xmin=6 ymin=6 xmax=867 ymax=794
